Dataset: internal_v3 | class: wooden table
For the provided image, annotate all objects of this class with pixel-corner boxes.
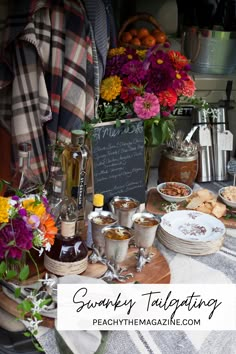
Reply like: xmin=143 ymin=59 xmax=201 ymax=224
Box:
xmin=0 ymin=246 xmax=170 ymax=328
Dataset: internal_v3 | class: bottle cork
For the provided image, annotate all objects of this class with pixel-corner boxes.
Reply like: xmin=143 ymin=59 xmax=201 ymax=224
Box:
xmin=93 ymin=194 xmax=104 ymax=208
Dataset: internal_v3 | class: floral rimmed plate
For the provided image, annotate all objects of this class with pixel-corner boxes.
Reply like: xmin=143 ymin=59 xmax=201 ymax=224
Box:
xmin=160 ymin=210 xmax=225 ymax=242
xmin=157 ymin=226 xmax=224 ymax=256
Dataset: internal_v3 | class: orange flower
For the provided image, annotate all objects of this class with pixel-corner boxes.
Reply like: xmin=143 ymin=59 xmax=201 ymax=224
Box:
xmin=168 ymin=50 xmax=189 ymax=70
xmin=40 ymin=213 xmax=57 ymax=246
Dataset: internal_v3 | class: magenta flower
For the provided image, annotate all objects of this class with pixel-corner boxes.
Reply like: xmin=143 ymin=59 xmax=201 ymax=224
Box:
xmin=121 ymin=60 xmax=147 ymax=84
xmin=134 ymin=93 xmax=160 ymax=120
xmin=0 ymin=219 xmax=33 ymax=260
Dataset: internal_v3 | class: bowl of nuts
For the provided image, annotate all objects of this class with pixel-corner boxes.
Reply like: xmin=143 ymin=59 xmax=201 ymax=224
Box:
xmin=157 ymin=182 xmax=193 ymax=203
xmin=218 ymin=186 xmax=236 ymax=209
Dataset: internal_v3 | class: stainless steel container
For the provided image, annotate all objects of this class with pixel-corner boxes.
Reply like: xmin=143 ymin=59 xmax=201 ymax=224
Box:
xmin=182 ymin=28 xmax=236 ymax=74
xmin=132 ymin=212 xmax=159 ymax=249
xmin=211 ymin=107 xmax=230 ymax=181
xmin=89 ymin=210 xmax=117 ymax=257
xmin=192 ymin=109 xmax=215 ymax=182
xmin=109 ymin=196 xmax=140 ymax=228
xmin=102 ymin=225 xmax=133 ymax=264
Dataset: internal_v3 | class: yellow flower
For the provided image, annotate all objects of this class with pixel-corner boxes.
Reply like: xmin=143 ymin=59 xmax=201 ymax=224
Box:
xmin=137 ymin=49 xmax=147 ymax=60
xmin=0 ymin=197 xmax=10 ymax=223
xmin=108 ymin=47 xmax=126 ymax=57
xmin=22 ymin=198 xmax=46 ymax=218
xmin=100 ymin=76 xmax=122 ymax=102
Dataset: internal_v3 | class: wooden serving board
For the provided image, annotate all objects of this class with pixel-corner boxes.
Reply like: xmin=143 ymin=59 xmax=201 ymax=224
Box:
xmin=0 ymin=246 xmax=170 ymax=328
xmin=146 ymin=188 xmax=236 ymax=229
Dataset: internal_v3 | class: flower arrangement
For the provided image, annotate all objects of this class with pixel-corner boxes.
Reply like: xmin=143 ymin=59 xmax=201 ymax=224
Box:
xmin=0 ymin=192 xmax=57 ymax=277
xmin=0 ymin=188 xmax=58 ymax=348
xmin=98 ymin=44 xmax=200 ymax=146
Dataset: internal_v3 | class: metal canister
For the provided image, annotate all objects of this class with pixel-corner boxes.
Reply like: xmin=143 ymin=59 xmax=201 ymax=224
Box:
xmin=211 ymin=107 xmax=230 ymax=181
xmin=192 ymin=109 xmax=215 ymax=182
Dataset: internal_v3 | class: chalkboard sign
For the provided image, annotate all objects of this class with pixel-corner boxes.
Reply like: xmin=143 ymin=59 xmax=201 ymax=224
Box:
xmin=91 ymin=119 xmax=146 ymax=204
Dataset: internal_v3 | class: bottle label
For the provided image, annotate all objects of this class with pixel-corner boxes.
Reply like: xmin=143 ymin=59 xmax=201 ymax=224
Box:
xmin=77 ymin=170 xmax=86 ymax=210
xmin=86 ymin=220 xmax=93 ymax=248
xmin=44 ymin=254 xmax=88 ymax=276
xmin=61 ymin=221 xmax=76 ymax=237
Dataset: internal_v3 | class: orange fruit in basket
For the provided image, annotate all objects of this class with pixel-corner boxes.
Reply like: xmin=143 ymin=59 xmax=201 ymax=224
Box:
xmin=130 ymin=28 xmax=138 ymax=37
xmin=152 ymin=28 xmax=161 ymax=35
xmin=137 ymin=27 xmax=150 ymax=39
xmin=154 ymin=31 xmax=167 ymax=43
xmin=121 ymin=31 xmax=133 ymax=43
xmin=130 ymin=37 xmax=141 ymax=46
xmin=141 ymin=35 xmax=156 ymax=47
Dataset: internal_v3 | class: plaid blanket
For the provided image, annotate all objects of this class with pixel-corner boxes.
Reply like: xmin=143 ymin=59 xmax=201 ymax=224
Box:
xmin=0 ymin=0 xmax=95 ymax=182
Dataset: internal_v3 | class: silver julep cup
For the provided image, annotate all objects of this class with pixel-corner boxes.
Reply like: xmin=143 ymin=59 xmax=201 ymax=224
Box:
xmin=109 ymin=196 xmax=140 ymax=228
xmin=89 ymin=211 xmax=117 ymax=257
xmin=132 ymin=212 xmax=159 ymax=248
xmin=102 ymin=225 xmax=133 ymax=264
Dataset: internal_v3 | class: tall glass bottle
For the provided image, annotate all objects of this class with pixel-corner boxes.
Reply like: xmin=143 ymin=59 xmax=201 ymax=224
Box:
xmin=5 ymin=142 xmax=41 ymax=196
xmin=44 ymin=195 xmax=88 ymax=276
xmin=61 ymin=130 xmax=90 ymax=237
xmin=44 ymin=142 xmax=64 ymax=197
xmin=47 ymin=172 xmax=67 ymax=226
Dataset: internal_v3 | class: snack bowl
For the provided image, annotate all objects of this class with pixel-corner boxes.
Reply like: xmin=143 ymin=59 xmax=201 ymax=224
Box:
xmin=157 ymin=182 xmax=193 ymax=203
xmin=218 ymin=186 xmax=236 ymax=209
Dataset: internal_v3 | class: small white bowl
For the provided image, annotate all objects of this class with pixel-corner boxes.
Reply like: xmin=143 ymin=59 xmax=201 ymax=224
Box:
xmin=157 ymin=182 xmax=193 ymax=203
xmin=218 ymin=186 xmax=236 ymax=209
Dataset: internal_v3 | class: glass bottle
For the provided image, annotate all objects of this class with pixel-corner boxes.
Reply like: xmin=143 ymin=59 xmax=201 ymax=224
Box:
xmin=5 ymin=142 xmax=41 ymax=196
xmin=44 ymin=195 xmax=88 ymax=276
xmin=47 ymin=172 xmax=67 ymax=226
xmin=61 ymin=130 xmax=90 ymax=236
xmin=44 ymin=143 xmax=64 ymax=197
xmin=86 ymin=193 xmax=104 ymax=249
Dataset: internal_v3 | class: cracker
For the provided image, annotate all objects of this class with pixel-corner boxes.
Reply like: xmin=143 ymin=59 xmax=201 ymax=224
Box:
xmin=186 ymin=196 xmax=203 ymax=210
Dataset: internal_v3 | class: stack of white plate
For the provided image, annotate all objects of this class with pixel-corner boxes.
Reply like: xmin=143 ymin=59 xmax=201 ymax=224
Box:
xmin=157 ymin=210 xmax=226 ymax=256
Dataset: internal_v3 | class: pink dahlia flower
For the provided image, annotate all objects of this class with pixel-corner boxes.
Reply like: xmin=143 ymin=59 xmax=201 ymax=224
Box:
xmin=133 ymin=93 xmax=160 ymax=120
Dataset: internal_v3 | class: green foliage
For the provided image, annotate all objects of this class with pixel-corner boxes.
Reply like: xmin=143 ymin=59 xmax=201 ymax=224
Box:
xmin=14 ymin=287 xmax=21 ymax=298
xmin=19 ymin=265 xmax=30 ymax=281
xmin=97 ymin=100 xmax=133 ymax=122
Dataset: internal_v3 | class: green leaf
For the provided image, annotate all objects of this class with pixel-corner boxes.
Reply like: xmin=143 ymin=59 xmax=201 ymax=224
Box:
xmin=161 ymin=120 xmax=170 ymax=143
xmin=0 ymin=223 xmax=7 ymax=231
xmin=24 ymin=331 xmax=31 ymax=337
xmin=33 ymin=341 xmax=44 ymax=352
xmin=39 ymin=298 xmax=52 ymax=308
xmin=151 ymin=123 xmax=162 ymax=146
xmin=34 ymin=312 xmax=42 ymax=321
xmin=14 ymin=287 xmax=21 ymax=298
xmin=5 ymin=270 xmax=17 ymax=280
xmin=0 ymin=261 xmax=7 ymax=276
xmin=18 ymin=300 xmax=33 ymax=312
xmin=19 ymin=265 xmax=29 ymax=281
xmin=115 ymin=119 xmax=121 ymax=128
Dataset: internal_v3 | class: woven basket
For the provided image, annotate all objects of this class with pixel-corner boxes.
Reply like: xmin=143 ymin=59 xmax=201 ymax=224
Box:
xmin=118 ymin=13 xmax=166 ymax=50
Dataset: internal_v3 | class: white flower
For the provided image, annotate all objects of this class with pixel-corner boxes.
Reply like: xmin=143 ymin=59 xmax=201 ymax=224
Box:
xmin=38 ymin=247 xmax=44 ymax=257
xmin=44 ymin=242 xmax=51 ymax=252
xmin=25 ymin=316 xmax=43 ymax=332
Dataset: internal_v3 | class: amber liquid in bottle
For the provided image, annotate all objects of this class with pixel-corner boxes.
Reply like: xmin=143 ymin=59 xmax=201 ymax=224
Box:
xmin=44 ymin=195 xmax=88 ymax=276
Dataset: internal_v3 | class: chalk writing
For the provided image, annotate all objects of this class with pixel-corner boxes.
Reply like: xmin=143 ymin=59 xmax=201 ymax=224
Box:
xmin=92 ymin=120 xmax=145 ymax=204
